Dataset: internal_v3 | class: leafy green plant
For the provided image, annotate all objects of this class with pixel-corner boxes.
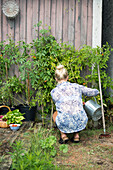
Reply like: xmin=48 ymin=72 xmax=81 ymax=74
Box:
xmin=59 ymin=144 xmax=68 ymax=153
xmin=2 ymin=109 xmax=25 ymax=125
xmin=40 ymin=135 xmax=57 ymax=156
xmin=9 ymin=128 xmax=59 ymax=170
xmin=0 ymin=76 xmax=25 ymax=106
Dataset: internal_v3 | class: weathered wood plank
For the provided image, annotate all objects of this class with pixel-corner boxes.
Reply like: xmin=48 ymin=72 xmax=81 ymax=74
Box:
xmin=32 ymin=0 xmax=39 ymax=39
xmin=56 ymin=0 xmax=63 ymax=43
xmin=68 ymin=0 xmax=75 ymax=45
xmin=20 ymin=0 xmax=26 ymax=42
xmin=2 ymin=0 xmax=8 ymax=42
xmin=14 ymin=1 xmax=20 ymax=77
xmin=51 ymin=0 xmax=56 ymax=37
xmin=45 ymin=0 xmax=50 ymax=26
xmin=7 ymin=19 xmax=14 ymax=39
xmin=26 ymin=0 xmax=33 ymax=44
xmin=75 ymin=0 xmax=81 ymax=49
xmin=15 ymin=0 xmax=20 ymax=44
xmin=87 ymin=0 xmax=93 ymax=46
xmin=39 ymin=0 xmax=45 ymax=32
xmin=63 ymin=0 xmax=69 ymax=43
xmin=0 ymin=0 xmax=94 ymax=48
xmin=81 ymin=0 xmax=88 ymax=46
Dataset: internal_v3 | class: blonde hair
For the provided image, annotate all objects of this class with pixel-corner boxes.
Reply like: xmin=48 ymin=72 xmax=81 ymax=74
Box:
xmin=55 ymin=65 xmax=68 ymax=80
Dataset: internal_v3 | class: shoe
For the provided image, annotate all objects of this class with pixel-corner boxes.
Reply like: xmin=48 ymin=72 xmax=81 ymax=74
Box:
xmin=59 ymin=136 xmax=69 ymax=144
xmin=72 ymin=137 xmax=80 ymax=143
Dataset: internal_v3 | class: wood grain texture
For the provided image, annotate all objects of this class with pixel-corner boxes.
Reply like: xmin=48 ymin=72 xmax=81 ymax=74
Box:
xmin=63 ymin=0 xmax=69 ymax=43
xmin=26 ymin=0 xmax=33 ymax=44
xmin=39 ymin=0 xmax=45 ymax=32
xmin=81 ymin=0 xmax=88 ymax=46
xmin=2 ymin=0 xmax=8 ymax=42
xmin=68 ymin=0 xmax=75 ymax=45
xmin=20 ymin=0 xmax=26 ymax=42
xmin=32 ymin=0 xmax=39 ymax=39
xmin=87 ymin=0 xmax=93 ymax=46
xmin=51 ymin=0 xmax=56 ymax=37
xmin=0 ymin=0 xmax=93 ymax=48
xmin=75 ymin=0 xmax=81 ymax=49
xmin=56 ymin=0 xmax=63 ymax=43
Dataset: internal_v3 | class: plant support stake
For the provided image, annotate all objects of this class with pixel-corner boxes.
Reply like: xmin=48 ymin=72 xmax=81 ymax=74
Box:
xmin=98 ymin=65 xmax=106 ymax=134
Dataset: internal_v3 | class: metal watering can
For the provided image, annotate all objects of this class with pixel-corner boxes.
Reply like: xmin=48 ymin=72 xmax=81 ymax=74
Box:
xmin=84 ymin=97 xmax=102 ymax=121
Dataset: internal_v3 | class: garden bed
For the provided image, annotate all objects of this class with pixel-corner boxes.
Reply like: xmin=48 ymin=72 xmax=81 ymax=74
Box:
xmin=0 ymin=122 xmax=113 ymax=170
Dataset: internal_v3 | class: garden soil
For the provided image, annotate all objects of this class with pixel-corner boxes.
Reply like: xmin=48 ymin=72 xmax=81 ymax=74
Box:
xmin=0 ymin=122 xmax=113 ymax=170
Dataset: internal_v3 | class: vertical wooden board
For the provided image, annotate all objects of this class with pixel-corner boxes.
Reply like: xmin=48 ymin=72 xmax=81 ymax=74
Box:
xmin=80 ymin=0 xmax=88 ymax=45
xmin=20 ymin=0 xmax=26 ymax=42
xmin=7 ymin=19 xmax=15 ymax=77
xmin=0 ymin=0 xmax=2 ymax=41
xmin=45 ymin=0 xmax=50 ymax=26
xmin=87 ymin=0 xmax=93 ymax=46
xmin=75 ymin=0 xmax=81 ymax=49
xmin=39 ymin=0 xmax=45 ymax=32
xmin=15 ymin=0 xmax=20 ymax=44
xmin=56 ymin=0 xmax=63 ymax=43
xmin=14 ymin=0 xmax=20 ymax=77
xmin=62 ymin=0 xmax=69 ymax=43
xmin=26 ymin=0 xmax=33 ymax=44
xmin=51 ymin=0 xmax=56 ymax=37
xmin=68 ymin=0 xmax=75 ymax=45
xmin=7 ymin=19 xmax=14 ymax=39
xmin=32 ymin=0 xmax=39 ymax=39
xmin=2 ymin=0 xmax=8 ymax=42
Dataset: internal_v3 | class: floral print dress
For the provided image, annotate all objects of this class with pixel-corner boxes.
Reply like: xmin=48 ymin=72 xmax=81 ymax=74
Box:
xmin=51 ymin=81 xmax=99 ymax=133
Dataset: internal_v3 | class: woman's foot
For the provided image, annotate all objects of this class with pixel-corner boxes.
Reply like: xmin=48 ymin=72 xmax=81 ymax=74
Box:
xmin=59 ymin=132 xmax=69 ymax=144
xmin=73 ymin=133 xmax=80 ymax=143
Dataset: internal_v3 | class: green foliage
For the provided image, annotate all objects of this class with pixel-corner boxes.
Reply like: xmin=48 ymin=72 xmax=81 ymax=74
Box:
xmin=0 ymin=22 xmax=113 ymax=117
xmin=2 ymin=109 xmax=25 ymax=125
xmin=0 ymin=76 xmax=25 ymax=105
xmin=9 ymin=128 xmax=59 ymax=170
xmin=59 ymin=144 xmax=68 ymax=153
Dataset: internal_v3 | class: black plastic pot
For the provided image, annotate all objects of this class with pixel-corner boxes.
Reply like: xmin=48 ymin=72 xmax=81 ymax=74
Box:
xmin=17 ymin=104 xmax=37 ymax=121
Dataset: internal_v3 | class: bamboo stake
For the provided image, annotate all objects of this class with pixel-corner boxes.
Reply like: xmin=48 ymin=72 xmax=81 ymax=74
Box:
xmin=98 ymin=65 xmax=106 ymax=134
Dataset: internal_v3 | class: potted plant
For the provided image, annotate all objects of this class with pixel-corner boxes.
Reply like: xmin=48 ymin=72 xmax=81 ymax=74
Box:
xmin=14 ymin=41 xmax=37 ymax=121
xmin=2 ymin=109 xmax=25 ymax=130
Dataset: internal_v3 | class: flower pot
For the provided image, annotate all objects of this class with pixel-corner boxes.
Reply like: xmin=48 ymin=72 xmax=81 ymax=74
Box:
xmin=9 ymin=124 xmax=20 ymax=131
xmin=17 ymin=104 xmax=37 ymax=121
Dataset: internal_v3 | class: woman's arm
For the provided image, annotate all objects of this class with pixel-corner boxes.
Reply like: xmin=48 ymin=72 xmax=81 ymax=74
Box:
xmin=79 ymin=85 xmax=99 ymax=97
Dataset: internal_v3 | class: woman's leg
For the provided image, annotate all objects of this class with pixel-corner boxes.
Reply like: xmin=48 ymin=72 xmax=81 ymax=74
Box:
xmin=52 ymin=111 xmax=58 ymax=123
xmin=74 ymin=132 xmax=79 ymax=139
xmin=53 ymin=111 xmax=69 ymax=144
xmin=73 ymin=132 xmax=80 ymax=142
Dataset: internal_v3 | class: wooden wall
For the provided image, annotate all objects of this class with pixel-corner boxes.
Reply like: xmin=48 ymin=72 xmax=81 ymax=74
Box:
xmin=0 ymin=0 xmax=93 ymax=49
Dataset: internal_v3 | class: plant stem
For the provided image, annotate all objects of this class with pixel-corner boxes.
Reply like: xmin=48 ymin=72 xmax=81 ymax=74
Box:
xmin=27 ymin=72 xmax=30 ymax=105
xmin=50 ymin=99 xmax=53 ymax=129
xmin=41 ymin=105 xmax=44 ymax=126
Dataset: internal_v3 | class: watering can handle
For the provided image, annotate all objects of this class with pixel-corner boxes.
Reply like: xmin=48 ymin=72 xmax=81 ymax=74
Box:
xmin=93 ymin=97 xmax=97 ymax=104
